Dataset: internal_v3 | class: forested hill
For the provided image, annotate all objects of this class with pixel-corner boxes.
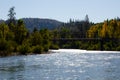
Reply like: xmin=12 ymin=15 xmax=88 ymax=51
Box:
xmin=0 ymin=20 xmax=4 ymax=23
xmin=22 ymin=18 xmax=63 ymax=31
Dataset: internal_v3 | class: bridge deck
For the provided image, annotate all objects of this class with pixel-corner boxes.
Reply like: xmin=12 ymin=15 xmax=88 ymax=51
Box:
xmin=52 ymin=38 xmax=101 ymax=41
xmin=51 ymin=38 xmax=120 ymax=51
xmin=52 ymin=38 xmax=120 ymax=41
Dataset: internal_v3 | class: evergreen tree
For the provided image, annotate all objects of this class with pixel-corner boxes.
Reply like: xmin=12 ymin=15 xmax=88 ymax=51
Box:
xmin=7 ymin=6 xmax=16 ymax=29
xmin=85 ymin=14 xmax=89 ymax=23
xmin=15 ymin=19 xmax=28 ymax=44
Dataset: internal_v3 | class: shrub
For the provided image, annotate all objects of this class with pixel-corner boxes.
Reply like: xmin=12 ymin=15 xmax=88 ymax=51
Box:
xmin=18 ymin=44 xmax=30 ymax=55
xmin=103 ymin=44 xmax=110 ymax=50
xmin=0 ymin=39 xmax=15 ymax=56
xmin=116 ymin=46 xmax=120 ymax=51
xmin=71 ymin=41 xmax=81 ymax=49
xmin=62 ymin=44 xmax=71 ymax=49
xmin=0 ymin=39 xmax=8 ymax=51
xmin=32 ymin=45 xmax=43 ymax=54
xmin=49 ymin=44 xmax=59 ymax=50
xmin=43 ymin=45 xmax=49 ymax=52
xmin=0 ymin=39 xmax=9 ymax=56
xmin=7 ymin=40 xmax=17 ymax=52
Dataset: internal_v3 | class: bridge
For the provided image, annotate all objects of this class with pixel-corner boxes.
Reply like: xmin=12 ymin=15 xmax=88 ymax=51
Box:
xmin=52 ymin=38 xmax=120 ymax=51
xmin=52 ymin=38 xmax=101 ymax=41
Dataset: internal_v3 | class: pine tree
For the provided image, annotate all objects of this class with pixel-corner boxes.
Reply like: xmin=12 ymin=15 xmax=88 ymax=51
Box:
xmin=7 ymin=6 xmax=16 ymax=29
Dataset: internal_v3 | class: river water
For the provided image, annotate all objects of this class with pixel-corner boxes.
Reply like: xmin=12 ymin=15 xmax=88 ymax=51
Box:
xmin=0 ymin=49 xmax=120 ymax=80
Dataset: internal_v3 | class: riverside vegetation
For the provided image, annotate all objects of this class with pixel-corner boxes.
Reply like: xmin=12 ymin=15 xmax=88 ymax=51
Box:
xmin=0 ymin=7 xmax=54 ymax=57
xmin=0 ymin=7 xmax=120 ymax=57
xmin=51 ymin=16 xmax=120 ymax=51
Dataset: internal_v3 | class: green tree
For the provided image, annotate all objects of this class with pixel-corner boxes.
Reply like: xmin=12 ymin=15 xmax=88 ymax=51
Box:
xmin=60 ymin=27 xmax=71 ymax=38
xmin=51 ymin=29 xmax=60 ymax=39
xmin=30 ymin=31 xmax=43 ymax=46
xmin=40 ymin=29 xmax=50 ymax=44
xmin=40 ymin=29 xmax=50 ymax=51
xmin=7 ymin=6 xmax=16 ymax=29
xmin=0 ymin=23 xmax=9 ymax=39
xmin=15 ymin=19 xmax=28 ymax=44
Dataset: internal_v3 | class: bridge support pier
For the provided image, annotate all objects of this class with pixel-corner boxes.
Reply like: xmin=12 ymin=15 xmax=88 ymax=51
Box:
xmin=100 ymin=38 xmax=103 ymax=51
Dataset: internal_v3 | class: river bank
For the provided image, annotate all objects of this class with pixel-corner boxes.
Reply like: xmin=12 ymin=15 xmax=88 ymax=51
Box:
xmin=51 ymin=49 xmax=120 ymax=54
xmin=0 ymin=50 xmax=51 ymax=57
xmin=1 ymin=48 xmax=120 ymax=57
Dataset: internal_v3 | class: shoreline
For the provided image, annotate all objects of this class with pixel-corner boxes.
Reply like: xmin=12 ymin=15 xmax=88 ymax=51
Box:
xmin=50 ymin=49 xmax=120 ymax=54
xmin=0 ymin=51 xmax=51 ymax=57
xmin=1 ymin=49 xmax=120 ymax=57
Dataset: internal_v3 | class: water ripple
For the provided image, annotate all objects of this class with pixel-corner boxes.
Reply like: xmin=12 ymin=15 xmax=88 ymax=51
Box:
xmin=0 ymin=49 xmax=120 ymax=80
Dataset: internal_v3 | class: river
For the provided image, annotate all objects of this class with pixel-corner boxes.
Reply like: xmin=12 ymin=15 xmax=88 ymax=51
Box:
xmin=0 ymin=49 xmax=120 ymax=80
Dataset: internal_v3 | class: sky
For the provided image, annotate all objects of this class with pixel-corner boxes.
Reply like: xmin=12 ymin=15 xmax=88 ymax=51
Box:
xmin=0 ymin=0 xmax=120 ymax=23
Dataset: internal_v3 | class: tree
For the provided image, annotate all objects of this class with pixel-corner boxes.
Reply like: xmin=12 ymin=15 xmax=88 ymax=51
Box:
xmin=100 ymin=21 xmax=109 ymax=38
xmin=109 ymin=19 xmax=118 ymax=38
xmin=59 ymin=27 xmax=71 ymax=38
xmin=83 ymin=15 xmax=90 ymax=37
xmin=7 ymin=6 xmax=16 ymax=29
xmin=0 ymin=23 xmax=9 ymax=39
xmin=33 ymin=27 xmax=38 ymax=32
xmin=87 ymin=23 xmax=102 ymax=38
xmin=85 ymin=14 xmax=89 ymax=23
xmin=15 ymin=19 xmax=28 ymax=44
xmin=40 ymin=29 xmax=50 ymax=51
xmin=117 ymin=22 xmax=120 ymax=38
xmin=30 ymin=31 xmax=42 ymax=46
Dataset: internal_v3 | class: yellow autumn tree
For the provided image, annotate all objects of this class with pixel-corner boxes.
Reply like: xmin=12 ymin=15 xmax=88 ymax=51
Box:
xmin=100 ymin=21 xmax=109 ymax=38
xmin=116 ymin=22 xmax=120 ymax=38
xmin=87 ymin=23 xmax=102 ymax=38
xmin=108 ymin=19 xmax=117 ymax=38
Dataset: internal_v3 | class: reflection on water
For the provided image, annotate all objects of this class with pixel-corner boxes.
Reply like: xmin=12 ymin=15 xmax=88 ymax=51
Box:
xmin=0 ymin=49 xmax=120 ymax=80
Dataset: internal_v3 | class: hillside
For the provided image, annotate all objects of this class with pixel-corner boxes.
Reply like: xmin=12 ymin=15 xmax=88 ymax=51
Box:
xmin=22 ymin=18 xmax=63 ymax=31
xmin=0 ymin=20 xmax=4 ymax=23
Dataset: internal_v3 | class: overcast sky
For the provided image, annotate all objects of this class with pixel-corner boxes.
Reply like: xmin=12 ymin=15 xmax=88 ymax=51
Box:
xmin=0 ymin=0 xmax=120 ymax=23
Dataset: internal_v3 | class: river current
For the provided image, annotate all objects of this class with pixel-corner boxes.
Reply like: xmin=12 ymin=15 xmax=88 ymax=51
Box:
xmin=0 ymin=49 xmax=120 ymax=80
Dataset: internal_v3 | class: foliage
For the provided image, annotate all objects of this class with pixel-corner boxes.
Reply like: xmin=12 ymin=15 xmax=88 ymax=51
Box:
xmin=87 ymin=19 xmax=120 ymax=50
xmin=30 ymin=31 xmax=42 ymax=46
xmin=15 ymin=19 xmax=28 ymax=44
xmin=7 ymin=6 xmax=16 ymax=29
xmin=0 ymin=39 xmax=9 ymax=52
xmin=8 ymin=7 xmax=16 ymax=21
xmin=88 ymin=19 xmax=120 ymax=38
xmin=51 ymin=18 xmax=120 ymax=51
xmin=49 ymin=44 xmax=59 ymax=49
xmin=43 ymin=45 xmax=49 ymax=52
xmin=1 ymin=7 xmax=120 ymax=57
xmin=32 ymin=45 xmax=43 ymax=54
xmin=0 ymin=23 xmax=9 ymax=39
xmin=0 ymin=7 xmax=52 ymax=57
xmin=18 ymin=44 xmax=30 ymax=55
xmin=0 ymin=39 xmax=15 ymax=56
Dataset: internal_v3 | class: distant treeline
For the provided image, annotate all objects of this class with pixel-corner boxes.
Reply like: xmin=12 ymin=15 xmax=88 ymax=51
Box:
xmin=52 ymin=17 xmax=120 ymax=50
